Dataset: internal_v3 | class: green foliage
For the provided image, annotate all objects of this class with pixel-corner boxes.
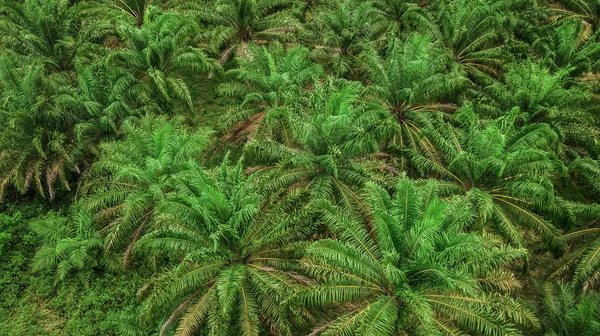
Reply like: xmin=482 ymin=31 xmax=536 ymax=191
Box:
xmin=0 ymin=0 xmax=110 ymax=71
xmin=416 ymin=103 xmax=567 ymax=250
xmin=535 ymin=281 xmax=600 ymax=335
xmin=1 ymin=0 xmax=600 ymax=335
xmin=218 ymin=42 xmax=323 ymax=140
xmin=531 ymin=22 xmax=600 ymax=76
xmin=139 ymin=157 xmax=314 ymax=335
xmin=84 ymin=115 xmax=212 ymax=266
xmin=0 ymin=58 xmax=87 ymax=200
xmin=374 ymin=0 xmax=434 ymax=38
xmin=296 ymin=177 xmax=537 ymax=335
xmin=362 ymin=33 xmax=467 ymax=169
xmin=30 ymin=202 xmax=104 ymax=285
xmin=193 ymin=0 xmax=300 ymax=61
xmin=109 ymin=8 xmax=213 ymax=113
xmin=246 ymin=82 xmax=393 ymax=209
xmin=434 ymin=0 xmax=510 ymax=84
xmin=555 ymin=225 xmax=600 ymax=291
xmin=481 ymin=61 xmax=598 ymax=157
xmin=0 ymin=200 xmax=145 ymax=335
xmin=307 ymin=0 xmax=386 ymax=78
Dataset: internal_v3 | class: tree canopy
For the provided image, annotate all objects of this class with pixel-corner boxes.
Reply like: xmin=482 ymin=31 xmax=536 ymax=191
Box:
xmin=1 ymin=0 xmax=600 ymax=335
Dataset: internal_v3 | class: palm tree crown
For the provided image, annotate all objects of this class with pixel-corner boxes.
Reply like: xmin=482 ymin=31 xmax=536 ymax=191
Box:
xmin=245 ymin=82 xmax=394 ymax=209
xmin=139 ymin=157 xmax=313 ymax=336
xmin=84 ymin=115 xmax=212 ymax=266
xmin=296 ymin=176 xmax=537 ymax=335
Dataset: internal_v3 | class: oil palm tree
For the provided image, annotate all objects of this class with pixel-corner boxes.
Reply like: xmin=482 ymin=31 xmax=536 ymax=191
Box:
xmin=568 ymin=158 xmax=600 ymax=196
xmin=83 ymin=115 xmax=212 ymax=266
xmin=245 ymin=82 xmax=394 ymax=210
xmin=0 ymin=58 xmax=87 ymax=201
xmin=138 ymin=157 xmax=313 ymax=336
xmin=81 ymin=0 xmax=184 ymax=28
xmin=481 ymin=61 xmax=596 ymax=157
xmin=433 ymin=0 xmax=510 ymax=85
xmin=530 ymin=21 xmax=600 ymax=77
xmin=295 ymin=176 xmax=538 ymax=335
xmin=307 ymin=0 xmax=387 ymax=78
xmin=193 ymin=0 xmax=300 ymax=62
xmin=108 ymin=8 xmax=213 ymax=113
xmin=55 ymin=63 xmax=150 ymax=144
xmin=218 ymin=42 xmax=323 ymax=141
xmin=554 ymin=222 xmax=600 ymax=291
xmin=113 ymin=0 xmax=153 ymax=26
xmin=552 ymin=0 xmax=600 ymax=37
xmin=0 ymin=0 xmax=110 ymax=72
xmin=362 ymin=34 xmax=467 ymax=170
xmin=413 ymin=103 xmax=567 ymax=251
xmin=535 ymin=281 xmax=600 ymax=335
xmin=373 ymin=0 xmax=435 ymax=38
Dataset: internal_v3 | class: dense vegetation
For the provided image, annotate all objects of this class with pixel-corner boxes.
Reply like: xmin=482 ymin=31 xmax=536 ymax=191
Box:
xmin=2 ymin=0 xmax=600 ymax=335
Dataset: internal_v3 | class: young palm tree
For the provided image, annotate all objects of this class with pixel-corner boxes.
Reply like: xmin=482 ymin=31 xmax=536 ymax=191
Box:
xmin=296 ymin=176 xmax=538 ymax=335
xmin=362 ymin=34 xmax=467 ymax=170
xmin=108 ymin=8 xmax=213 ymax=113
xmin=413 ymin=103 xmax=566 ymax=251
xmin=138 ymin=157 xmax=313 ymax=336
xmin=192 ymin=0 xmax=299 ymax=62
xmin=245 ymin=82 xmax=394 ymax=210
xmin=218 ymin=42 xmax=323 ymax=141
xmin=30 ymin=202 xmax=104 ymax=286
xmin=84 ymin=115 xmax=212 ymax=266
xmin=535 ymin=281 xmax=600 ymax=335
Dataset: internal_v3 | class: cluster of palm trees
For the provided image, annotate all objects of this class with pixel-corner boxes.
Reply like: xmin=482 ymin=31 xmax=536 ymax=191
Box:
xmin=2 ymin=0 xmax=600 ymax=335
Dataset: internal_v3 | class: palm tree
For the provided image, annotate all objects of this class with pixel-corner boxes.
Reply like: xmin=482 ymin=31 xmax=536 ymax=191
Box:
xmin=108 ymin=8 xmax=213 ymax=114
xmin=56 ymin=63 xmax=148 ymax=143
xmin=138 ymin=157 xmax=313 ymax=336
xmin=554 ymin=221 xmax=600 ymax=291
xmin=551 ymin=0 xmax=600 ymax=36
xmin=0 ymin=0 xmax=110 ymax=72
xmin=295 ymin=176 xmax=538 ymax=335
xmin=480 ymin=61 xmax=596 ymax=157
xmin=82 ymin=0 xmax=183 ymax=28
xmin=306 ymin=0 xmax=387 ymax=78
xmin=245 ymin=82 xmax=394 ymax=210
xmin=373 ymin=0 xmax=435 ymax=38
xmin=114 ymin=0 xmax=153 ymax=26
xmin=530 ymin=21 xmax=600 ymax=77
xmin=413 ymin=103 xmax=567 ymax=251
xmin=535 ymin=281 xmax=600 ymax=335
xmin=568 ymin=158 xmax=600 ymax=196
xmin=433 ymin=0 xmax=510 ymax=85
xmin=30 ymin=202 xmax=104 ymax=286
xmin=361 ymin=34 xmax=467 ymax=170
xmin=0 ymin=57 xmax=86 ymax=200
xmin=192 ymin=0 xmax=300 ymax=62
xmin=83 ymin=115 xmax=212 ymax=266
xmin=218 ymin=42 xmax=323 ymax=141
